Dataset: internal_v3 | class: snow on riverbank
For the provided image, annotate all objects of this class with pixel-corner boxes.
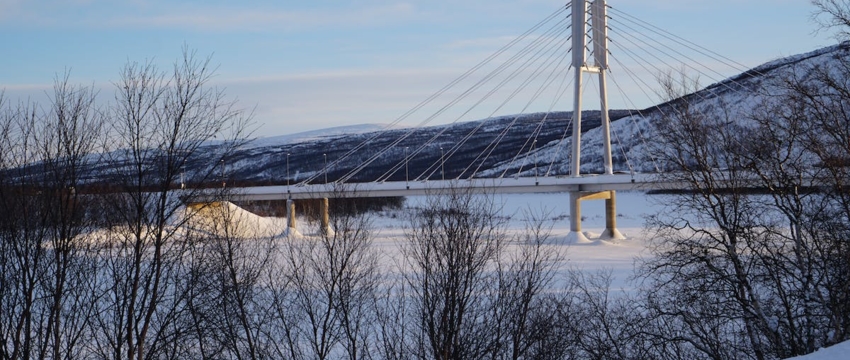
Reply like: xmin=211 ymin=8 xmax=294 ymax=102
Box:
xmin=785 ymin=341 xmax=850 ymax=360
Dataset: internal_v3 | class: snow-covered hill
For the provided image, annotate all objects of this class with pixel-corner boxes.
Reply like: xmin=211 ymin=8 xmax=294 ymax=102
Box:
xmin=243 ymin=123 xmax=405 ymax=149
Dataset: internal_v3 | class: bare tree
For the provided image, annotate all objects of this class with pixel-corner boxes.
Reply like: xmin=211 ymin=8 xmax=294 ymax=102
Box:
xmin=0 ymin=93 xmax=47 ymax=360
xmin=371 ymin=276 xmax=411 ymax=360
xmin=804 ymin=1 xmax=850 ymax=345
xmin=36 ymin=74 xmax=105 ymax=360
xmin=746 ymin=52 xmax=850 ymax=350
xmin=402 ymin=187 xmax=507 ymax=360
xmin=640 ymin=71 xmax=781 ymax=360
xmin=0 ymin=75 xmax=105 ymax=360
xmin=568 ymin=269 xmax=646 ymax=360
xmin=178 ymin=200 xmax=281 ymax=360
xmin=92 ymin=47 xmax=252 ymax=360
xmin=488 ymin=207 xmax=562 ymax=360
xmin=270 ymin=188 xmax=380 ymax=360
xmin=638 ymin=60 xmax=850 ymax=358
xmin=812 ymin=0 xmax=850 ymax=40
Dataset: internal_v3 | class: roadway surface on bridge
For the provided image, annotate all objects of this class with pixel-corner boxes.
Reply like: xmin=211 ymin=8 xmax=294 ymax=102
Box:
xmin=221 ymin=173 xmax=664 ymax=201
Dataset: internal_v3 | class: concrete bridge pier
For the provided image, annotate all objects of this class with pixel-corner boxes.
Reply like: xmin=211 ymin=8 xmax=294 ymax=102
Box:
xmin=320 ymin=197 xmax=330 ymax=235
xmin=285 ymin=198 xmax=330 ymax=235
xmin=286 ymin=199 xmax=296 ymax=229
xmin=569 ymin=190 xmax=624 ymax=242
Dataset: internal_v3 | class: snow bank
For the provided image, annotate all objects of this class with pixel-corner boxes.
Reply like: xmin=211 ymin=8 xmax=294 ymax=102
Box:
xmin=785 ymin=340 xmax=850 ymax=360
xmin=184 ymin=201 xmax=289 ymax=239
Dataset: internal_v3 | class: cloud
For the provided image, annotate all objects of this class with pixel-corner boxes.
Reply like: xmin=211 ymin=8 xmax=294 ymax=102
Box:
xmin=619 ymin=0 xmax=801 ymax=12
xmin=0 ymin=0 xmax=22 ymax=20
xmin=445 ymin=36 xmax=521 ymax=51
xmin=99 ymin=3 xmax=414 ymax=32
xmin=218 ymin=67 xmax=464 ymax=135
xmin=11 ymin=1 xmax=419 ymax=32
xmin=3 ymin=0 xmax=552 ymax=33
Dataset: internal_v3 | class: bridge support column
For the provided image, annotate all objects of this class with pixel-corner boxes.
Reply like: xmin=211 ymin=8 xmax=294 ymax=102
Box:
xmin=602 ymin=191 xmax=624 ymax=240
xmin=568 ymin=190 xmax=624 ymax=242
xmin=287 ymin=199 xmax=296 ymax=229
xmin=320 ymin=197 xmax=329 ymax=235
xmin=569 ymin=191 xmax=584 ymax=237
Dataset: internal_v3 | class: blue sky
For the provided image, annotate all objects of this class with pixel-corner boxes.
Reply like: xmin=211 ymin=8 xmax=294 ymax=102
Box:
xmin=0 ymin=0 xmax=838 ymax=136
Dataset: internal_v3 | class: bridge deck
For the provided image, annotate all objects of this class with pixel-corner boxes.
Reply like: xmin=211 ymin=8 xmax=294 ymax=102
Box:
xmin=221 ymin=174 xmax=665 ymax=201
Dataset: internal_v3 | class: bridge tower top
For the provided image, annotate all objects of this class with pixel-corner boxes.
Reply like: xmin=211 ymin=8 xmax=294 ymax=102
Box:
xmin=571 ymin=0 xmax=614 ymax=177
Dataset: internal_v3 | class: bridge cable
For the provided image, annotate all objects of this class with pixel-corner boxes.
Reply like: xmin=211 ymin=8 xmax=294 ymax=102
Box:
xmin=608 ymin=6 xmax=757 ymax=75
xmin=316 ymin=3 xmax=764 ymax=184
xmin=603 ymin=35 xmax=707 ymax=174
xmin=606 ymin=59 xmax=663 ymax=173
xmin=507 ymin=57 xmax=574 ymax=179
xmin=335 ymin=6 xmax=571 ymax=184
xmin=410 ymin=21 xmax=572 ymax=182
xmin=602 ymin=11 xmax=763 ymax=174
xmin=458 ymin=46 xmax=570 ymax=181
xmin=363 ymin=12 xmax=571 ymax=183
xmin=299 ymin=5 xmax=570 ymax=185
xmin=457 ymin=38 xmax=571 ymax=180
xmin=608 ymin=19 xmax=749 ymax=94
xmin=610 ymin=20 xmax=737 ymax=84
xmin=491 ymin=49 xmax=573 ymax=179
xmin=371 ymin=13 xmax=571 ymax=183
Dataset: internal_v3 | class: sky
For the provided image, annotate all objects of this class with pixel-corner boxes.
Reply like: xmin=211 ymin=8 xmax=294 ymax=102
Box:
xmin=0 ymin=0 xmax=839 ymax=137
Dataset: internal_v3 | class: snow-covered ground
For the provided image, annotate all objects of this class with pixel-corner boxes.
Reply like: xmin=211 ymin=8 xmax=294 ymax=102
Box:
xmin=786 ymin=341 xmax=850 ymax=360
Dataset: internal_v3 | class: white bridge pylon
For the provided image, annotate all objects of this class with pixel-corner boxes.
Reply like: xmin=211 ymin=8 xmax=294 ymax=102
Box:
xmin=568 ymin=0 xmax=623 ymax=241
xmin=572 ymin=0 xmax=613 ymax=177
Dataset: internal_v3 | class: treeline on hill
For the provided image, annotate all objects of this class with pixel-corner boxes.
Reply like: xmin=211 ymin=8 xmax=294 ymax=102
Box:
xmin=237 ymin=197 xmax=406 ymax=219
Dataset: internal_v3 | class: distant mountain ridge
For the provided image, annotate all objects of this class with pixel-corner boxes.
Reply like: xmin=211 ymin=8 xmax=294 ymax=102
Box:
xmin=244 ymin=124 xmax=405 ymax=149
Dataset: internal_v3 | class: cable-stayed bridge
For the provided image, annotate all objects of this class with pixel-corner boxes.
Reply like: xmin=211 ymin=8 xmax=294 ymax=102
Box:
xmin=214 ymin=0 xmax=760 ymax=242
